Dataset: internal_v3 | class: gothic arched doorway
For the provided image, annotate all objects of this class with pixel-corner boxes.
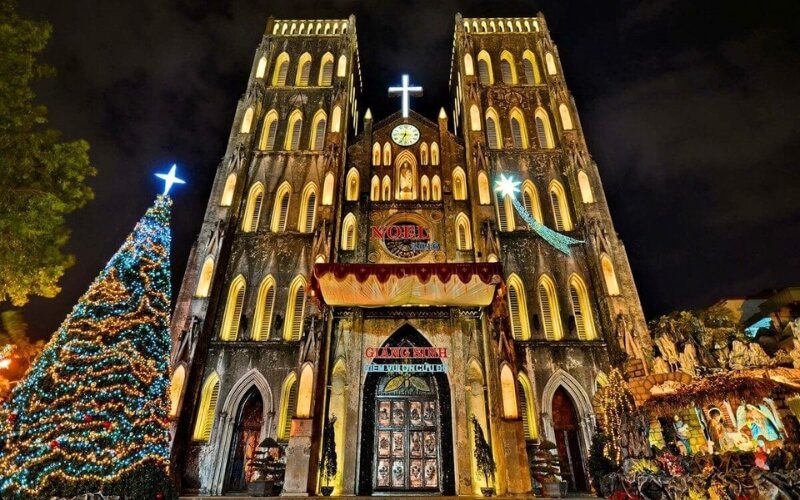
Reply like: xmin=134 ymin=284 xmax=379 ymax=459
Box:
xmin=552 ymin=387 xmax=589 ymax=492
xmin=225 ymin=387 xmax=264 ymax=492
xmin=358 ymin=324 xmax=455 ymax=495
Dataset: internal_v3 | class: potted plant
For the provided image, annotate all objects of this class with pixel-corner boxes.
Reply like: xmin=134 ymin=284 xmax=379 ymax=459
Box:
xmin=318 ymin=415 xmax=338 ymax=496
xmin=471 ymin=415 xmax=497 ymax=497
xmin=531 ymin=440 xmax=567 ymax=497
xmin=247 ymin=438 xmax=286 ymax=496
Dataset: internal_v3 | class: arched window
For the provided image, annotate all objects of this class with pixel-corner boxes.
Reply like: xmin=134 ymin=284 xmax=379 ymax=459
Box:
xmin=470 ymin=104 xmax=482 ymax=131
xmin=382 ymin=142 xmax=392 ymax=166
xmin=537 ymin=274 xmax=563 ymax=340
xmin=372 ymin=143 xmax=381 ymax=166
xmin=431 ymin=175 xmax=441 ymax=201
xmin=569 ymin=274 xmax=597 ymax=340
xmin=549 ymin=181 xmax=573 ymax=231
xmin=500 ymin=365 xmax=518 ymax=418
xmin=220 ymin=174 xmax=236 ymax=206
xmin=193 ymin=372 xmax=219 ymax=441
xmin=331 ymin=106 xmax=342 ymax=133
xmin=485 ymin=108 xmax=502 ymax=149
xmin=522 ymin=180 xmax=543 ymax=225
xmin=297 ymin=364 xmax=314 ymax=418
xmin=496 ymin=193 xmax=515 ymax=231
xmin=195 ymin=256 xmax=214 ymax=298
xmin=272 ymin=52 xmax=290 ymax=86
xmin=600 ymin=254 xmax=621 ymax=296
xmin=381 ymin=175 xmax=391 ymax=201
xmin=169 ymin=365 xmax=186 ymax=417
xmin=420 ymin=142 xmax=429 ymax=165
xmin=259 ymin=110 xmax=279 ymax=150
xmin=341 ymin=213 xmax=357 ymax=250
xmin=455 ymin=213 xmax=472 ymax=250
xmin=284 ymin=275 xmax=307 ymax=341
xmin=578 ymin=170 xmax=594 ymax=203
xmin=518 ymin=373 xmax=538 ymax=439
xmin=309 ymin=110 xmax=327 ymax=151
xmin=430 ymin=142 xmax=440 ymax=165
xmin=240 ymin=107 xmax=254 ymax=134
xmin=507 ymin=273 xmax=531 ymax=340
xmin=345 ymin=168 xmax=359 ymax=201
xmin=499 ymin=51 xmax=517 ymax=84
xmin=277 ymin=373 xmax=298 ymax=441
xmin=255 ymin=56 xmax=267 ymax=79
xmin=452 ymin=167 xmax=467 ymax=200
xmin=509 ymin=107 xmax=529 ymax=148
xmin=285 ymin=110 xmax=303 ymax=150
xmin=534 ymin=108 xmax=555 ymax=149
xmin=477 ymin=50 xmax=493 ymax=85
xmin=253 ymin=275 xmax=276 ymax=341
xmin=271 ymin=182 xmax=291 ymax=232
xmin=463 ymin=53 xmax=474 ymax=76
xmin=371 ymin=175 xmax=380 ymax=201
xmin=298 ymin=183 xmax=317 ymax=233
xmin=318 ymin=52 xmax=334 ymax=86
xmin=220 ymin=275 xmax=246 ymax=341
xmin=522 ymin=50 xmax=541 ymax=84
xmin=322 ymin=172 xmax=335 ymax=205
xmin=420 ymin=175 xmax=430 ymax=201
xmin=337 ymin=55 xmax=347 ymax=77
xmin=545 ymin=52 xmax=558 ymax=75
xmin=477 ymin=171 xmax=491 ymax=205
xmin=295 ymin=52 xmax=312 ymax=86
xmin=242 ymin=182 xmax=265 ymax=232
xmin=559 ymin=103 xmax=574 ymax=130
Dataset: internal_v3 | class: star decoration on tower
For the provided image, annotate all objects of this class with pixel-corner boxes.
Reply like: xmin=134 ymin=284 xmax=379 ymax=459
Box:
xmin=494 ymin=174 xmax=521 ymax=198
xmin=155 ymin=164 xmax=185 ymax=195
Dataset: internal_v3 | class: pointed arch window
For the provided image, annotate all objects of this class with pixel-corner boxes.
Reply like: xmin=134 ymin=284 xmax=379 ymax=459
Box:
xmin=382 ymin=175 xmax=392 ymax=201
xmin=220 ymin=174 xmax=236 ymax=207
xmin=545 ymin=52 xmax=558 ymax=75
xmin=331 ymin=106 xmax=342 ymax=133
xmin=296 ymin=52 xmax=312 ymax=86
xmin=477 ymin=51 xmax=493 ymax=85
xmin=507 ymin=274 xmax=531 ymax=340
xmin=431 ymin=142 xmax=440 ymax=165
xmin=193 ymin=372 xmax=220 ymax=441
xmin=469 ymin=105 xmax=481 ymax=132
xmin=371 ymin=175 xmax=380 ymax=201
xmin=195 ymin=256 xmax=214 ymax=298
xmin=500 ymin=365 xmax=518 ymax=418
xmin=272 ymin=52 xmax=290 ymax=86
xmin=382 ymin=142 xmax=392 ymax=166
xmin=278 ymin=373 xmax=298 ymax=441
xmin=297 ymin=364 xmax=314 ymax=418
xmin=298 ymin=183 xmax=317 ymax=233
xmin=509 ymin=108 xmax=529 ymax=148
xmin=242 ymin=183 xmax=265 ymax=232
xmin=600 ymin=254 xmax=621 ymax=296
xmin=259 ymin=110 xmax=279 ymax=150
xmin=559 ymin=103 xmax=574 ymax=130
xmin=431 ymin=175 xmax=441 ymax=201
xmin=319 ymin=52 xmax=334 ymax=86
xmin=372 ymin=143 xmax=381 ymax=165
xmin=170 ymin=365 xmax=186 ymax=417
xmin=341 ymin=213 xmax=357 ymax=250
xmin=322 ymin=172 xmax=335 ymax=205
xmin=284 ymin=275 xmax=307 ymax=341
xmin=537 ymin=275 xmax=563 ymax=340
xmin=420 ymin=142 xmax=429 ymax=165
xmin=463 ymin=53 xmax=474 ymax=76
xmin=485 ymin=108 xmax=502 ymax=149
xmin=455 ymin=213 xmax=472 ymax=250
xmin=345 ymin=168 xmax=359 ymax=201
xmin=534 ymin=108 xmax=555 ymax=149
xmin=220 ymin=275 xmax=246 ymax=341
xmin=578 ymin=170 xmax=594 ymax=203
xmin=420 ymin=175 xmax=430 ymax=201
xmin=522 ymin=50 xmax=541 ymax=84
xmin=252 ymin=275 xmax=276 ymax=341
xmin=337 ymin=55 xmax=347 ymax=77
xmin=478 ymin=171 xmax=491 ymax=205
xmin=569 ymin=274 xmax=597 ymax=340
xmin=522 ymin=180 xmax=543 ymax=226
xmin=549 ymin=181 xmax=573 ymax=231
xmin=240 ymin=107 xmax=254 ymax=134
xmin=496 ymin=193 xmax=515 ymax=231
xmin=452 ymin=167 xmax=467 ymax=200
xmin=499 ymin=51 xmax=517 ymax=84
xmin=271 ymin=182 xmax=291 ymax=232
xmin=285 ymin=110 xmax=303 ymax=150
xmin=310 ymin=110 xmax=327 ymax=151
xmin=518 ymin=373 xmax=538 ymax=439
xmin=255 ymin=56 xmax=267 ymax=79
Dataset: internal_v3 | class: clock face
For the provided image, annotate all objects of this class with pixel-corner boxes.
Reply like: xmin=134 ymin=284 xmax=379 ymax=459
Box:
xmin=391 ymin=124 xmax=421 ymax=146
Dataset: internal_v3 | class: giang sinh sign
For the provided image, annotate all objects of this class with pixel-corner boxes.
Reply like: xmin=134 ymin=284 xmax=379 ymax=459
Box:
xmin=364 ymin=347 xmax=448 ymax=373
xmin=371 ymin=221 xmax=440 ymax=259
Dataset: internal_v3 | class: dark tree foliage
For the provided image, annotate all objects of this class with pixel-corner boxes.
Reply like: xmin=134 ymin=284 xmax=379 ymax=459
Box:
xmin=471 ymin=415 xmax=496 ymax=488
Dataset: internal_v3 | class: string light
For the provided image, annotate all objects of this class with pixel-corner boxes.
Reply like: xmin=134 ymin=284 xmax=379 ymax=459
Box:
xmin=598 ymin=369 xmax=636 ymax=462
xmin=0 ymin=195 xmax=174 ymax=496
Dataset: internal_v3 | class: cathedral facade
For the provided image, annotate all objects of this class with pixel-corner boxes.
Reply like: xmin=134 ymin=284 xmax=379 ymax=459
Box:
xmin=168 ymin=13 xmax=652 ymax=496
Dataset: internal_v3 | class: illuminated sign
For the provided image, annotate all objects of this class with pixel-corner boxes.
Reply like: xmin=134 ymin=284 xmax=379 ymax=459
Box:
xmin=371 ymin=222 xmax=440 ymax=259
xmin=366 ymin=364 xmax=445 ymax=373
xmin=365 ymin=347 xmax=448 ymax=372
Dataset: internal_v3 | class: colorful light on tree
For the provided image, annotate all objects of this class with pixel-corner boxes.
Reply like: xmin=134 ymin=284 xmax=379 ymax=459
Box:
xmin=0 ymin=192 xmax=175 ymax=496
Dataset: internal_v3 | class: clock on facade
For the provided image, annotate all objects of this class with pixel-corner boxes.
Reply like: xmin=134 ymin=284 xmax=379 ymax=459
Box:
xmin=391 ymin=124 xmax=420 ymax=146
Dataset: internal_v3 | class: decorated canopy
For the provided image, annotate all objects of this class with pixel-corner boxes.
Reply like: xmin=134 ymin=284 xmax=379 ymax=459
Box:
xmin=311 ymin=263 xmax=503 ymax=307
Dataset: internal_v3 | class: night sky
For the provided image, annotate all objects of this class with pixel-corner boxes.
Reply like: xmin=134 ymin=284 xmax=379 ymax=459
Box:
xmin=19 ymin=1 xmax=800 ymax=339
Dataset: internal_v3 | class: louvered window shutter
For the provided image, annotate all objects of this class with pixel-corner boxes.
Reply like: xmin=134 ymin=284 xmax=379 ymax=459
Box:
xmin=538 ymin=285 xmax=554 ymax=340
xmin=500 ymin=60 xmax=513 ymax=84
xmin=551 ymin=192 xmax=564 ymax=231
xmin=278 ymin=194 xmax=290 ymax=232
xmin=299 ymin=62 xmax=311 ymax=86
xmin=282 ymin=383 xmax=298 ymax=440
xmin=313 ymin=119 xmax=326 ymax=150
xmin=535 ymin=116 xmax=548 ymax=148
xmin=523 ymin=191 xmax=534 ymax=228
xmin=227 ymin=287 xmax=245 ymax=340
xmin=570 ymin=286 xmax=586 ymax=340
xmin=321 ymin=61 xmax=333 ymax=85
xmin=250 ymin=193 xmax=263 ymax=231
xmin=290 ymin=119 xmax=303 ymax=150
xmin=478 ymin=60 xmax=490 ymax=85
xmin=523 ymin=59 xmax=535 ymax=84
xmin=519 ymin=387 xmax=531 ymax=439
xmin=291 ymin=286 xmax=305 ymax=340
xmin=277 ymin=62 xmax=289 ymax=86
xmin=486 ymin=118 xmax=499 ymax=149
xmin=508 ymin=286 xmax=523 ymax=339
xmin=511 ymin=118 xmax=523 ymax=148
xmin=259 ymin=286 xmax=275 ymax=340
xmin=346 ymin=225 xmax=355 ymax=249
xmin=458 ymin=224 xmax=467 ymax=249
xmin=201 ymin=381 xmax=219 ymax=440
xmin=497 ymin=195 xmax=509 ymax=231
xmin=266 ymin=121 xmax=278 ymax=150
xmin=304 ymin=193 xmax=316 ymax=232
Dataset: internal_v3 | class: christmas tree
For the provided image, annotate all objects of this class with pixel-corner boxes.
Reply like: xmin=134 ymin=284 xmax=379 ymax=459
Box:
xmin=0 ymin=191 xmax=175 ymax=497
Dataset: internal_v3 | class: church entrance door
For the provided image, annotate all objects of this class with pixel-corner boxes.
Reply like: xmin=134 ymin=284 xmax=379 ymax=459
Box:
xmin=552 ymin=387 xmax=588 ymax=492
xmin=225 ymin=387 xmax=263 ymax=492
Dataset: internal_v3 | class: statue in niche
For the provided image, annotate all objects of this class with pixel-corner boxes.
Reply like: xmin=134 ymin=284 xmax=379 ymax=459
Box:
xmin=398 ymin=161 xmax=414 ymax=199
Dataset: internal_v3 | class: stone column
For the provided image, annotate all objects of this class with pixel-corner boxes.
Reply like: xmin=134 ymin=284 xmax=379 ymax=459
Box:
xmin=498 ymin=418 xmax=532 ymax=494
xmin=282 ymin=417 xmax=314 ymax=496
